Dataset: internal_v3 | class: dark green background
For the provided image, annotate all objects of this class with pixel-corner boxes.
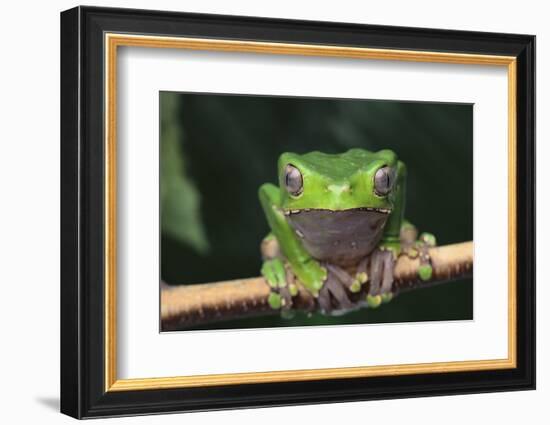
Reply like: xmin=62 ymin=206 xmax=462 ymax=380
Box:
xmin=160 ymin=92 xmax=473 ymax=331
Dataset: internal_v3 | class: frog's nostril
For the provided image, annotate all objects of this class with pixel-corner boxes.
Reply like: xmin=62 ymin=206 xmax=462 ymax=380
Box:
xmin=327 ymin=184 xmax=351 ymax=194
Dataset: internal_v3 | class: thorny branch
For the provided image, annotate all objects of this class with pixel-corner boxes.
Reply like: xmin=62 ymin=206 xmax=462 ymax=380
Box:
xmin=161 ymin=241 xmax=473 ymax=331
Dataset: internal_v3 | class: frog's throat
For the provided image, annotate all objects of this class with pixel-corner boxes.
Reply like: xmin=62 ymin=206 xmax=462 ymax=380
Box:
xmin=283 ymin=207 xmax=392 ymax=216
xmin=284 ymin=208 xmax=391 ymax=266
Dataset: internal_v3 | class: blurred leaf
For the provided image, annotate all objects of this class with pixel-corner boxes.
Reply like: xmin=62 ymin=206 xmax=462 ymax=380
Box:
xmin=160 ymin=92 xmax=210 ymax=255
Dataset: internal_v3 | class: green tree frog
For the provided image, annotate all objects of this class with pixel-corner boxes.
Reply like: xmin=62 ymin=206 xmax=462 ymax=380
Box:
xmin=259 ymin=148 xmax=436 ymax=315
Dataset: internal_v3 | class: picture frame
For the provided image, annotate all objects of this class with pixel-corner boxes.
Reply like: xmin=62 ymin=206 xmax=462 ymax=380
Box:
xmin=60 ymin=5 xmax=535 ymax=419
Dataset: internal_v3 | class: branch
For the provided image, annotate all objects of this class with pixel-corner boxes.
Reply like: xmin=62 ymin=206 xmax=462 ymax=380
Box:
xmin=161 ymin=241 xmax=473 ymax=331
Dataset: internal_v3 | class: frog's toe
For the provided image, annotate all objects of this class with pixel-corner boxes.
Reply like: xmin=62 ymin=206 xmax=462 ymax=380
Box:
xmin=419 ymin=232 xmax=437 ymax=247
xmin=268 ymin=293 xmax=283 ymax=309
xmin=418 ymin=264 xmax=433 ymax=281
xmin=415 ymin=232 xmax=436 ymax=282
xmin=351 ymin=256 xmax=369 ymax=293
xmin=366 ymin=294 xmax=382 ymax=308
xmin=368 ymin=249 xmax=394 ymax=295
xmin=368 ymin=251 xmax=382 ymax=296
xmin=325 ymin=263 xmax=364 ymax=294
xmin=261 ymin=258 xmax=286 ymax=289
xmin=278 ymin=287 xmax=292 ymax=310
xmin=349 ymin=275 xmax=364 ymax=293
xmin=366 ymin=288 xmax=393 ymax=309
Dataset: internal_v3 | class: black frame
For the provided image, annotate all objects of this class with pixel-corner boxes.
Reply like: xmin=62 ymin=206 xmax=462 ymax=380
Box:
xmin=61 ymin=6 xmax=535 ymax=419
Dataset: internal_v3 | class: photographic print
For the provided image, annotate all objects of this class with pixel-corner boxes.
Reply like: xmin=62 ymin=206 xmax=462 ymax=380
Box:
xmin=160 ymin=92 xmax=474 ymax=331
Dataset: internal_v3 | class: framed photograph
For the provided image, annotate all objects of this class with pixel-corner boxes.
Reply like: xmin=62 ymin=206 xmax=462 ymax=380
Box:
xmin=60 ymin=6 xmax=535 ymax=419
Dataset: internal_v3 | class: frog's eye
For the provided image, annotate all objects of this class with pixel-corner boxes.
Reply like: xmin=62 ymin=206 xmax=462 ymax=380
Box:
xmin=374 ymin=166 xmax=395 ymax=196
xmin=284 ymin=164 xmax=303 ymax=196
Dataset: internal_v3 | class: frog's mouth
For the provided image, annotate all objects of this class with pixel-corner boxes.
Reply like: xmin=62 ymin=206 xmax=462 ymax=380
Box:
xmin=283 ymin=207 xmax=392 ymax=216
xmin=284 ymin=207 xmax=391 ymax=266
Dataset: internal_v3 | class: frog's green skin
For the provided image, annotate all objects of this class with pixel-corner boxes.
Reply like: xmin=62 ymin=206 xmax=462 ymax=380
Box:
xmin=259 ymin=148 xmax=434 ymax=314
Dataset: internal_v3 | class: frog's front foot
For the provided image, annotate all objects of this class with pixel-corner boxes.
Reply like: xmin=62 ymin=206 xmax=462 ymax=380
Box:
xmin=261 ymin=258 xmax=298 ymax=311
xmin=367 ymin=248 xmax=395 ymax=308
xmin=399 ymin=222 xmax=437 ymax=282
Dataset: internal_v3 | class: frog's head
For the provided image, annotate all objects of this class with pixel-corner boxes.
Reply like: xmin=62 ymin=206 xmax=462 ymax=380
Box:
xmin=276 ymin=148 xmax=401 ymax=263
xmin=277 ymin=148 xmax=399 ymax=213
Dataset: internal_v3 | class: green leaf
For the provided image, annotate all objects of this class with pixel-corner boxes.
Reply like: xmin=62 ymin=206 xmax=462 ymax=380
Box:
xmin=160 ymin=92 xmax=210 ymax=255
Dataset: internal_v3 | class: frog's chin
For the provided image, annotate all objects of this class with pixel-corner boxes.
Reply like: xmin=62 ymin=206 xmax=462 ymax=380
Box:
xmin=285 ymin=208 xmax=391 ymax=266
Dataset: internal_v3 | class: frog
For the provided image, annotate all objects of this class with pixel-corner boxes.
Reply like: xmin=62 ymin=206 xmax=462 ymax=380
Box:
xmin=258 ymin=148 xmax=436 ymax=315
